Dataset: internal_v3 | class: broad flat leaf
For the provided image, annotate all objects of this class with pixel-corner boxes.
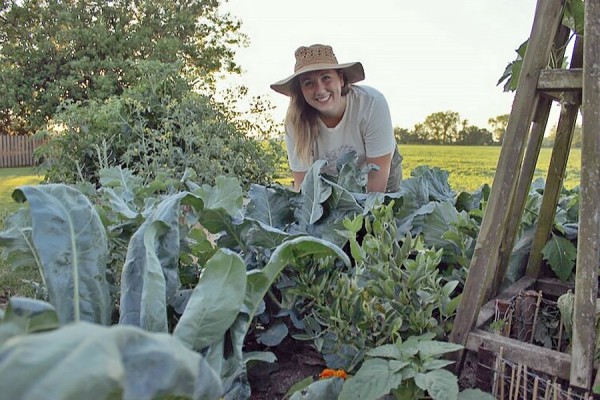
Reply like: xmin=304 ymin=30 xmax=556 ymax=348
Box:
xmin=422 ymin=359 xmax=456 ymax=371
xmin=326 ymin=180 xmax=363 ymax=214
xmin=0 ymin=297 xmax=59 ymax=345
xmin=366 ymin=343 xmax=404 ymax=359
xmin=98 ymin=166 xmax=143 ymax=192
xmin=256 ymin=320 xmax=288 ymax=346
xmin=173 ymin=249 xmax=246 ymax=351
xmin=542 ymin=234 xmax=577 ymax=282
xmin=296 ymin=160 xmax=332 ymax=226
xmin=420 ymin=202 xmax=461 ymax=250
xmin=195 ymin=176 xmax=243 ymax=219
xmin=0 ymin=207 xmax=38 ymax=270
xmin=414 ymin=370 xmax=458 ymax=400
xmin=0 ymin=322 xmax=223 ymax=400
xmin=289 ymin=378 xmax=344 ymax=400
xmin=338 ymin=358 xmax=404 ymax=400
xmin=417 ymin=340 xmax=463 ymax=359
xmin=410 ymin=166 xmax=455 ymax=202
xmin=245 ymin=220 xmax=295 ymax=249
xmin=246 ymin=184 xmax=294 ymax=228
xmin=13 ymin=184 xmax=111 ymax=325
xmin=101 ymin=187 xmax=139 ymax=219
xmin=120 ymin=192 xmax=202 ymax=331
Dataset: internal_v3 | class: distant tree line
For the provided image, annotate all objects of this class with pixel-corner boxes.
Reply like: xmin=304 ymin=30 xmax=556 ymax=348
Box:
xmin=394 ymin=111 xmax=509 ymax=146
xmin=396 ymin=110 xmax=582 ymax=148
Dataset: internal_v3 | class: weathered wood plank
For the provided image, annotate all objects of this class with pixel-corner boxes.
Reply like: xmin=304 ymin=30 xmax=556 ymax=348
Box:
xmin=476 ymin=276 xmax=536 ymax=328
xmin=533 ymin=277 xmax=574 ymax=298
xmin=571 ymin=0 xmax=600 ymax=390
xmin=491 ymin=25 xmax=571 ymax=298
xmin=466 ymin=329 xmax=572 ymax=381
xmin=449 ymin=0 xmax=565 ymax=368
xmin=537 ymin=68 xmax=583 ymax=91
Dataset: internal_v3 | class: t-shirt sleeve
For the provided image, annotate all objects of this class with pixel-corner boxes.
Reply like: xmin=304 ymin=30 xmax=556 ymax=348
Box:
xmin=363 ymin=91 xmax=396 ymax=158
xmin=284 ymin=123 xmax=311 ymax=172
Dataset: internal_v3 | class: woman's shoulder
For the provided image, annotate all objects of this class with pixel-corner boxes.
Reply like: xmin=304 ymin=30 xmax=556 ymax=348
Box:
xmin=349 ymin=85 xmax=387 ymax=102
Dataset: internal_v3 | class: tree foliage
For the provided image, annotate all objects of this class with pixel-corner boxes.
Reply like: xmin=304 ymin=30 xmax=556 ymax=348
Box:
xmin=35 ymin=61 xmax=285 ymax=188
xmin=0 ymin=0 xmax=244 ymax=135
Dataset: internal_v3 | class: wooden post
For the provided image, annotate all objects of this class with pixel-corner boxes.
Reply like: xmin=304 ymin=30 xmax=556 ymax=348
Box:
xmin=570 ymin=0 xmax=600 ymax=390
xmin=493 ymin=25 xmax=571 ymax=293
xmin=449 ymin=0 xmax=565 ymax=365
xmin=526 ymin=36 xmax=583 ymax=278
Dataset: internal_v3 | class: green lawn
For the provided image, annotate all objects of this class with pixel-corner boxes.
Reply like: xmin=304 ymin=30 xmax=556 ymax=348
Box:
xmin=400 ymin=144 xmax=581 ymax=192
xmin=0 ymin=167 xmax=44 ymax=300
xmin=0 ymin=167 xmax=44 ymax=215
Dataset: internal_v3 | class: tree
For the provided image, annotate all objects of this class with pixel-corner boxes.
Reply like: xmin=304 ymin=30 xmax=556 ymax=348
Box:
xmin=0 ymin=0 xmax=245 ymax=135
xmin=488 ymin=114 xmax=510 ymax=144
xmin=456 ymin=126 xmax=494 ymax=145
xmin=422 ymin=111 xmax=461 ymax=144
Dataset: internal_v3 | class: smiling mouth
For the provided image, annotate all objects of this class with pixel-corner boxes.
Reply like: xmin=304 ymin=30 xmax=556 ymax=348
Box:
xmin=315 ymin=94 xmax=331 ymax=103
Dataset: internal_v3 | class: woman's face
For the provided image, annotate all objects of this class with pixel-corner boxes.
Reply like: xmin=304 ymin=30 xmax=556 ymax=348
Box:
xmin=298 ymin=69 xmax=346 ymax=119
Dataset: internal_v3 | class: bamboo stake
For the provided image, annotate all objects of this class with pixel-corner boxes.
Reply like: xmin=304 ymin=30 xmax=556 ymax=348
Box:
xmin=557 ymin=316 xmax=564 ymax=352
xmin=567 ymin=387 xmax=572 ymax=400
xmin=522 ymin=365 xmax=528 ymax=400
xmin=509 ymin=366 xmax=517 ymax=400
xmin=543 ymin=379 xmax=552 ymax=400
xmin=530 ymin=291 xmax=543 ymax=344
xmin=514 ymin=364 xmax=523 ymax=400
xmin=500 ymin=351 xmax=506 ymax=400
xmin=554 ymin=383 xmax=561 ymax=400
xmin=533 ymin=376 xmax=539 ymax=400
xmin=495 ymin=347 xmax=505 ymax=399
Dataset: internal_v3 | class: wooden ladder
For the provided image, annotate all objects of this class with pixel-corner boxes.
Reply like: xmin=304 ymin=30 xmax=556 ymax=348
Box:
xmin=449 ymin=0 xmax=600 ymax=391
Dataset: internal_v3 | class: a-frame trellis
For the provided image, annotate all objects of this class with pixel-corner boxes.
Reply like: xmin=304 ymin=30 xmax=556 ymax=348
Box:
xmin=449 ymin=0 xmax=600 ymax=391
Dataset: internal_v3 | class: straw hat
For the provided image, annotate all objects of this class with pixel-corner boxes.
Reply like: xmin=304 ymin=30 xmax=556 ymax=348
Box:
xmin=270 ymin=44 xmax=365 ymax=96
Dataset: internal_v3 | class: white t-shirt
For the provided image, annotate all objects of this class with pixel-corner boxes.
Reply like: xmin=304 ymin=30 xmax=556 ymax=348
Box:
xmin=284 ymin=85 xmax=402 ymax=191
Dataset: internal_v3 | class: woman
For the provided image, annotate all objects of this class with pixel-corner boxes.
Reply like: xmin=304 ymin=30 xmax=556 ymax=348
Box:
xmin=270 ymin=44 xmax=402 ymax=193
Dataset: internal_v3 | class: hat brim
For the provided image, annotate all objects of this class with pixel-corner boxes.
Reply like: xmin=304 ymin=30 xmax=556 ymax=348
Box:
xmin=270 ymin=62 xmax=365 ymax=96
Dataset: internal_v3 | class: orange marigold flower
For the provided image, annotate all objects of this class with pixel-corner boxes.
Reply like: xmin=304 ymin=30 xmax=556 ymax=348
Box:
xmin=319 ymin=368 xmax=347 ymax=380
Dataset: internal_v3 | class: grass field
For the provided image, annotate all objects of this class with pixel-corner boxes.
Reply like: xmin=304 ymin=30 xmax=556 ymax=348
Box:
xmin=401 ymin=144 xmax=581 ymax=192
xmin=0 ymin=145 xmax=583 ymax=299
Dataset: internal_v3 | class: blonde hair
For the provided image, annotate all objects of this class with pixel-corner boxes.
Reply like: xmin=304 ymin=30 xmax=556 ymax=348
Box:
xmin=285 ymin=70 xmax=350 ymax=164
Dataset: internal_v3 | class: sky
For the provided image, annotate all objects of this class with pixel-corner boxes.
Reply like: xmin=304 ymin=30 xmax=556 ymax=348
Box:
xmin=218 ymin=0 xmax=563 ymax=131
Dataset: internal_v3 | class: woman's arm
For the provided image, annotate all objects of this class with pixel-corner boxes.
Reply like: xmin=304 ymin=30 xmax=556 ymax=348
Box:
xmin=366 ymin=152 xmax=393 ymax=193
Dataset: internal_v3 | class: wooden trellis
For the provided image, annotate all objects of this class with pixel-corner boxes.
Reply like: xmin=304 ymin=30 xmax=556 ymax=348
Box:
xmin=449 ymin=0 xmax=600 ymax=392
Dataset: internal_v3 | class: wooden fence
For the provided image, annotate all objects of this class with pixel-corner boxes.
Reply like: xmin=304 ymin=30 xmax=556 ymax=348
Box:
xmin=0 ymin=135 xmax=46 ymax=168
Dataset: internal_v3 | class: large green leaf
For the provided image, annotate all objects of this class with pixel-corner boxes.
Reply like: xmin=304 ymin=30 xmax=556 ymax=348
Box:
xmin=296 ymin=160 xmax=332 ymax=226
xmin=174 ymin=249 xmax=246 ymax=351
xmin=195 ymin=176 xmax=244 ymax=219
xmin=0 ymin=297 xmax=59 ymax=346
xmin=414 ymin=370 xmax=458 ymax=400
xmin=289 ymin=378 xmax=344 ymax=400
xmin=0 ymin=322 xmax=223 ymax=400
xmin=12 ymin=184 xmax=111 ymax=325
xmin=246 ymin=184 xmax=295 ymax=228
xmin=0 ymin=207 xmax=39 ymax=271
xmin=541 ymin=233 xmax=577 ymax=282
xmin=119 ymin=192 xmax=203 ymax=331
xmin=339 ymin=358 xmax=404 ymax=400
